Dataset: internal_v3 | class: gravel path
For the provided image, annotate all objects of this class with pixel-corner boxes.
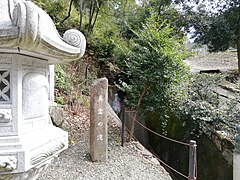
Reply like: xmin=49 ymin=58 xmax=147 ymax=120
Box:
xmin=37 ymin=107 xmax=172 ymax=180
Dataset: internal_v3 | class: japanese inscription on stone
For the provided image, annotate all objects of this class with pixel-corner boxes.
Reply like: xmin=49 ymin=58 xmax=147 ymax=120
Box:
xmin=90 ymin=78 xmax=108 ymax=162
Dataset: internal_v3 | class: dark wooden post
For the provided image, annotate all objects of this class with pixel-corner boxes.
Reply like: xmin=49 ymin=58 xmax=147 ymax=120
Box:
xmin=90 ymin=78 xmax=108 ymax=162
xmin=188 ymin=140 xmax=197 ymax=180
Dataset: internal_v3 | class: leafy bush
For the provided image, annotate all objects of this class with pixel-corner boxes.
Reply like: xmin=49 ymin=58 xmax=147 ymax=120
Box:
xmin=55 ymin=65 xmax=71 ymax=94
xmin=176 ymin=73 xmax=240 ymax=136
xmin=32 ymin=0 xmax=80 ymax=34
xmin=114 ymin=12 xmax=190 ymax=135
xmin=54 ymin=64 xmax=71 ymax=105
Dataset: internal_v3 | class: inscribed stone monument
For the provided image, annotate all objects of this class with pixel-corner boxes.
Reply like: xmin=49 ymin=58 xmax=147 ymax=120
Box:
xmin=90 ymin=78 xmax=108 ymax=162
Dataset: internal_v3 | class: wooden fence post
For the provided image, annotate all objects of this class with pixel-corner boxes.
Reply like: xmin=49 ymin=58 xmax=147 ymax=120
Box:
xmin=90 ymin=78 xmax=108 ymax=162
xmin=188 ymin=140 xmax=197 ymax=180
xmin=234 ymin=125 xmax=240 ymax=180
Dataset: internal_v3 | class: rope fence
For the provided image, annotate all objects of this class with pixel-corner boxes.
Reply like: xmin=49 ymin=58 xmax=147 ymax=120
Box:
xmin=126 ymin=110 xmax=190 ymax=147
xmin=122 ymin=109 xmax=197 ymax=180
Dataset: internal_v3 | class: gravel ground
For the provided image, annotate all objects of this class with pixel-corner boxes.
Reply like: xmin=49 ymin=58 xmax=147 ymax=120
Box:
xmin=37 ymin=106 xmax=172 ymax=180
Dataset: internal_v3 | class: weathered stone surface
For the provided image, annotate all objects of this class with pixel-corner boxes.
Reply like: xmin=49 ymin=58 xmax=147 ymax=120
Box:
xmin=49 ymin=105 xmax=64 ymax=127
xmin=211 ymin=130 xmax=235 ymax=166
xmin=90 ymin=78 xmax=108 ymax=162
xmin=0 ymin=156 xmax=17 ymax=171
xmin=49 ymin=104 xmax=71 ymax=132
xmin=0 ymin=0 xmax=86 ymax=179
xmin=0 ymin=109 xmax=12 ymax=123
xmin=61 ymin=121 xmax=71 ymax=132
xmin=22 ymin=73 xmax=48 ymax=122
xmin=0 ymin=158 xmax=53 ymax=180
xmin=107 ymin=103 xmax=122 ymax=128
xmin=0 ymin=0 xmax=86 ymax=63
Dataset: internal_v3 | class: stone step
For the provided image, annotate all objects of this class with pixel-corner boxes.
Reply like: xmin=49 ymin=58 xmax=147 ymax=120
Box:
xmin=0 ymin=143 xmax=22 ymax=150
xmin=0 ymin=137 xmax=20 ymax=143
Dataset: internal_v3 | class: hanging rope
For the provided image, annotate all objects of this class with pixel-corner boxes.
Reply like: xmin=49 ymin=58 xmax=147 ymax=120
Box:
xmin=123 ymin=110 xmax=198 ymax=180
xmin=126 ymin=111 xmax=190 ymax=146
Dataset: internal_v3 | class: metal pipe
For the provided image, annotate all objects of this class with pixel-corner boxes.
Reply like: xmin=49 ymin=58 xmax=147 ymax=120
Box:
xmin=121 ymin=106 xmax=125 ymax=147
xmin=188 ymin=140 xmax=197 ymax=180
xmin=234 ymin=125 xmax=240 ymax=180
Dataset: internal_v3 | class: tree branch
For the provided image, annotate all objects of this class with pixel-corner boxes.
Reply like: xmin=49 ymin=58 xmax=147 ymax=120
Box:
xmin=61 ymin=0 xmax=74 ymax=24
xmin=90 ymin=1 xmax=102 ymax=32
xmin=128 ymin=84 xmax=148 ymax=142
xmin=79 ymin=0 xmax=84 ymax=30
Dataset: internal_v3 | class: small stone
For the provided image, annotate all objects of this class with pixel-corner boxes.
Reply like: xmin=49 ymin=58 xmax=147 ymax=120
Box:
xmin=132 ymin=141 xmax=145 ymax=151
xmin=216 ymin=130 xmax=228 ymax=140
xmin=150 ymin=157 xmax=160 ymax=165
xmin=142 ymin=149 xmax=153 ymax=157
xmin=49 ymin=105 xmax=64 ymax=127
xmin=61 ymin=121 xmax=71 ymax=132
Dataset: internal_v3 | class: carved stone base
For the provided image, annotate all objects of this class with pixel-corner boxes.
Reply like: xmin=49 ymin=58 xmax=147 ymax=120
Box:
xmin=0 ymin=158 xmax=53 ymax=180
xmin=0 ymin=125 xmax=68 ymax=179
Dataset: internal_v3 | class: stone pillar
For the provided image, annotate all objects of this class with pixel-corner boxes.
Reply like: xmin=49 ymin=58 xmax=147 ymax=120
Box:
xmin=0 ymin=0 xmax=86 ymax=179
xmin=234 ymin=125 xmax=240 ymax=180
xmin=90 ymin=78 xmax=108 ymax=162
xmin=48 ymin=65 xmax=55 ymax=103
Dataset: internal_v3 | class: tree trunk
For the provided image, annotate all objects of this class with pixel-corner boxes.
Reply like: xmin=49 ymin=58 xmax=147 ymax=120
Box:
xmin=61 ymin=0 xmax=74 ymax=24
xmin=90 ymin=2 xmax=101 ymax=33
xmin=128 ymin=85 xmax=148 ymax=142
xmin=79 ymin=11 xmax=83 ymax=30
xmin=79 ymin=0 xmax=84 ymax=30
xmin=236 ymin=14 xmax=240 ymax=74
xmin=88 ymin=1 xmax=96 ymax=33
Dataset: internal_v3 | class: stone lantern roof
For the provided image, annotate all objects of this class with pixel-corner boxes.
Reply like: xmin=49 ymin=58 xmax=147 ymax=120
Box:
xmin=0 ymin=0 xmax=86 ymax=64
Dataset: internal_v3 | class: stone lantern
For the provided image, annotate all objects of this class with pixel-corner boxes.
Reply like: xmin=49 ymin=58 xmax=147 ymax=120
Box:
xmin=0 ymin=0 xmax=86 ymax=179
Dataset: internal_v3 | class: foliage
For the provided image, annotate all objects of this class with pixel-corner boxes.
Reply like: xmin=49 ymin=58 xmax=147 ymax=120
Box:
xmin=55 ymin=65 xmax=71 ymax=94
xmin=32 ymin=0 xmax=80 ymax=34
xmin=142 ymin=0 xmax=191 ymax=35
xmin=54 ymin=65 xmax=71 ymax=105
xmin=55 ymin=96 xmax=65 ymax=105
xmin=176 ymin=73 xmax=240 ymax=136
xmin=54 ymin=61 xmax=97 ymax=106
xmin=32 ymin=0 xmax=198 ymax=133
xmin=86 ymin=0 xmax=193 ymax=66
xmin=88 ymin=16 xmax=117 ymax=61
xmin=86 ymin=0 xmax=139 ymax=67
xmin=189 ymin=0 xmax=240 ymax=72
xmin=191 ymin=12 xmax=235 ymax=51
xmin=115 ymin=12 xmax=189 ymax=134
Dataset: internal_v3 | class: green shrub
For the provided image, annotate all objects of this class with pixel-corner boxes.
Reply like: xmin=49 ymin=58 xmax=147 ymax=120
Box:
xmin=113 ymin=12 xmax=190 ymax=136
xmin=55 ymin=64 xmax=71 ymax=94
xmin=176 ymin=73 xmax=240 ymax=136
